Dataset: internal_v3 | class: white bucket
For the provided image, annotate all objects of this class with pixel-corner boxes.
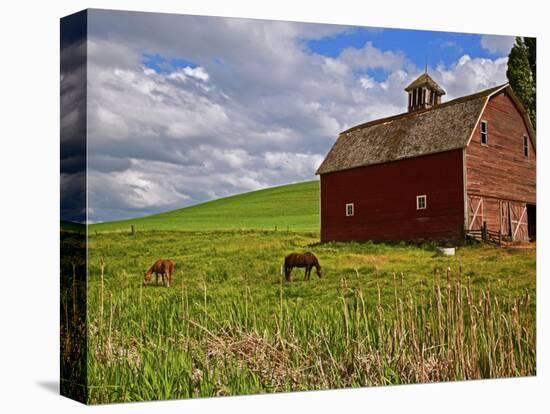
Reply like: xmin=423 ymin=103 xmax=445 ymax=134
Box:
xmin=438 ymin=247 xmax=455 ymax=256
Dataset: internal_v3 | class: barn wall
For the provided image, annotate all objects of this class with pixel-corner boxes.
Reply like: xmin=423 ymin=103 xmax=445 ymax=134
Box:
xmin=320 ymin=149 xmax=464 ymax=242
xmin=465 ymin=91 xmax=536 ymax=236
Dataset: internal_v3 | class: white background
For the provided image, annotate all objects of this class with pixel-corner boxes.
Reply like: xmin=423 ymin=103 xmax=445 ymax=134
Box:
xmin=0 ymin=0 xmax=547 ymax=412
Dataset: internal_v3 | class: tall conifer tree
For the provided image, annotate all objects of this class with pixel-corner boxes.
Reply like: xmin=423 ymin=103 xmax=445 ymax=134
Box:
xmin=507 ymin=37 xmax=536 ymax=129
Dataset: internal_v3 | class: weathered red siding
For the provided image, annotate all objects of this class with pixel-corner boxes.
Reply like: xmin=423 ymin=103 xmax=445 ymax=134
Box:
xmin=320 ymin=149 xmax=464 ymax=242
xmin=465 ymin=91 xmax=536 ymax=238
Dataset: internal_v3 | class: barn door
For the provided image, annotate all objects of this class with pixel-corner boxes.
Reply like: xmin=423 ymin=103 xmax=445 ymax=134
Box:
xmin=468 ymin=196 xmax=483 ymax=230
xmin=500 ymin=201 xmax=510 ymax=237
xmin=510 ymin=202 xmax=528 ymax=241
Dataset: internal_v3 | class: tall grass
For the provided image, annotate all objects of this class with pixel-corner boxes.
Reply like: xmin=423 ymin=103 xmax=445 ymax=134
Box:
xmin=60 ymin=231 xmax=88 ymax=402
xmin=83 ymin=232 xmax=536 ymax=403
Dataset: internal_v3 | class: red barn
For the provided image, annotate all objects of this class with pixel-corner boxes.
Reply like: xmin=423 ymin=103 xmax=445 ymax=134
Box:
xmin=316 ymin=73 xmax=536 ymax=243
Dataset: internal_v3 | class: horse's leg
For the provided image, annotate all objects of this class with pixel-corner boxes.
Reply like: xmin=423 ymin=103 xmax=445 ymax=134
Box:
xmin=304 ymin=266 xmax=308 ymax=281
xmin=155 ymin=273 xmax=159 ymax=285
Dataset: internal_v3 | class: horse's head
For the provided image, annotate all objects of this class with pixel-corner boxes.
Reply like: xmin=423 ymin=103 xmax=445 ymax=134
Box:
xmin=316 ymin=264 xmax=322 ymax=278
xmin=143 ymin=270 xmax=153 ymax=286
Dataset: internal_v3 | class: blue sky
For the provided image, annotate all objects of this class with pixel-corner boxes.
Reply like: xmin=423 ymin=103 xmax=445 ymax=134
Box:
xmin=305 ymin=27 xmax=509 ymax=72
xmin=140 ymin=24 xmax=515 ymax=83
xmin=79 ymin=10 xmax=515 ymax=222
xmin=142 ymin=53 xmax=198 ymax=73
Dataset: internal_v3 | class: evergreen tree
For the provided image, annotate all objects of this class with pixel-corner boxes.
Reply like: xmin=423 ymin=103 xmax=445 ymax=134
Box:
xmin=524 ymin=37 xmax=536 ymax=90
xmin=506 ymin=37 xmax=536 ymax=129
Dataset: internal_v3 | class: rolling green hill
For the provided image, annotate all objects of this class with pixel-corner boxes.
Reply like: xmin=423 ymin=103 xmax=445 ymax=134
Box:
xmin=90 ymin=180 xmax=320 ymax=233
xmin=60 ymin=220 xmax=86 ymax=233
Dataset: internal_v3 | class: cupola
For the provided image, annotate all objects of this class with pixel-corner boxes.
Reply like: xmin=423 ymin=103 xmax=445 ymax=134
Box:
xmin=405 ymin=72 xmax=446 ymax=112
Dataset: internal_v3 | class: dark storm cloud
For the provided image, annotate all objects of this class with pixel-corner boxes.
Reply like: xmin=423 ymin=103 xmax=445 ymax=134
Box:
xmin=60 ymin=11 xmax=87 ymax=223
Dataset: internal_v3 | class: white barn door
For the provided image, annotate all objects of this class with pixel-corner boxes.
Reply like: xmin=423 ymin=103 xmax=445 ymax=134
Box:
xmin=510 ymin=202 xmax=528 ymax=241
xmin=468 ymin=196 xmax=483 ymax=230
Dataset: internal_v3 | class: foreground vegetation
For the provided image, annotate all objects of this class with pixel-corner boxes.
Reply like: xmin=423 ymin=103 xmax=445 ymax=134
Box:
xmin=77 ymin=229 xmax=536 ymax=403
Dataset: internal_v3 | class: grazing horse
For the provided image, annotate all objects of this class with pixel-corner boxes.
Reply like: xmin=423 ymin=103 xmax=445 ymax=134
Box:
xmin=143 ymin=259 xmax=175 ymax=287
xmin=284 ymin=252 xmax=322 ymax=282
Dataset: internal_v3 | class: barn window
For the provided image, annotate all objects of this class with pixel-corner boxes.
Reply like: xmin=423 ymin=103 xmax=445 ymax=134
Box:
xmin=346 ymin=203 xmax=354 ymax=217
xmin=480 ymin=120 xmax=488 ymax=145
xmin=523 ymin=135 xmax=529 ymax=157
xmin=416 ymin=195 xmax=427 ymax=210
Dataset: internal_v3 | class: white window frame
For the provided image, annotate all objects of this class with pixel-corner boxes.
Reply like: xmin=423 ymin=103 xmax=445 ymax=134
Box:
xmin=345 ymin=203 xmax=354 ymax=217
xmin=523 ymin=135 xmax=529 ymax=158
xmin=480 ymin=120 xmax=488 ymax=146
xmin=416 ymin=195 xmax=427 ymax=210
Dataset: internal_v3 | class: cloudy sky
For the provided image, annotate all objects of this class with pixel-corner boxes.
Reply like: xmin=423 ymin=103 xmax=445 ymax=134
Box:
xmin=82 ymin=9 xmax=515 ymax=223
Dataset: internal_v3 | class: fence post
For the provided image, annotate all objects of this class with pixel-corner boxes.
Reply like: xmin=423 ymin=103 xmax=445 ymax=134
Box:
xmin=131 ymin=225 xmax=135 ymax=236
xmin=482 ymin=221 xmax=487 ymax=242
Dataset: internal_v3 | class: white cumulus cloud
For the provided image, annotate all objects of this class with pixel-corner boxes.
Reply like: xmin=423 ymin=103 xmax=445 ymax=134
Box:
xmin=80 ymin=10 xmax=512 ymax=222
xmin=480 ymin=34 xmax=515 ymax=55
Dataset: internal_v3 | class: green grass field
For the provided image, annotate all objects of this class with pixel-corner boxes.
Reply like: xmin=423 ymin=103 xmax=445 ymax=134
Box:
xmin=91 ymin=180 xmax=320 ymax=233
xmin=62 ymin=181 xmax=536 ymax=403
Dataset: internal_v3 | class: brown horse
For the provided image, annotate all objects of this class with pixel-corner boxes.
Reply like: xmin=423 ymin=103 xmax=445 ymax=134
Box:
xmin=284 ymin=252 xmax=322 ymax=282
xmin=143 ymin=259 xmax=175 ymax=287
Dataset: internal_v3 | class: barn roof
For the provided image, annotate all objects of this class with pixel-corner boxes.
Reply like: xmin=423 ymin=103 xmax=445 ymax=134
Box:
xmin=316 ymin=84 xmax=523 ymax=175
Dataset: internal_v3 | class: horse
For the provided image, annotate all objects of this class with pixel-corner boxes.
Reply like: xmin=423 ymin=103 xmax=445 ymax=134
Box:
xmin=143 ymin=259 xmax=175 ymax=287
xmin=284 ymin=252 xmax=322 ymax=282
